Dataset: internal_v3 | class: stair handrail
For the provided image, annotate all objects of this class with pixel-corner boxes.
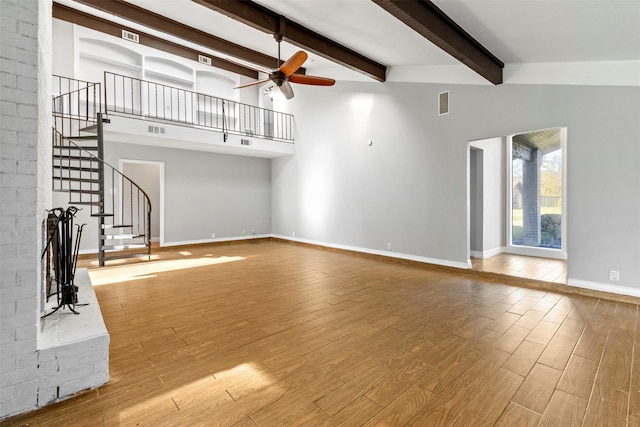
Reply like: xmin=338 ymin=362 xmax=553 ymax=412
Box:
xmin=52 ymin=126 xmax=152 ymax=245
xmin=52 ymin=75 xmax=101 ymax=125
xmin=53 ymin=75 xmax=152 ymax=266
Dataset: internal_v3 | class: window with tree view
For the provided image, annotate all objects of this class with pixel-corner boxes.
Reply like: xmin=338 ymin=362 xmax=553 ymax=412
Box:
xmin=511 ymin=129 xmax=563 ymax=250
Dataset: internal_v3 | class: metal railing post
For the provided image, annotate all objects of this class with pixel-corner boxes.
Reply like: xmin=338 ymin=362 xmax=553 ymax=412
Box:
xmin=101 ymin=71 xmax=294 ymax=142
xmin=96 ymin=112 xmax=106 ymax=267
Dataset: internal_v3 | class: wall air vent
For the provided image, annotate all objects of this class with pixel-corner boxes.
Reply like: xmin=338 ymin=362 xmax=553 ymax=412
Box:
xmin=438 ymin=91 xmax=450 ymax=116
xmin=147 ymin=125 xmax=165 ymax=135
xmin=122 ymin=30 xmax=139 ymax=43
xmin=240 ymin=139 xmax=252 ymax=146
xmin=198 ymin=55 xmax=212 ymax=66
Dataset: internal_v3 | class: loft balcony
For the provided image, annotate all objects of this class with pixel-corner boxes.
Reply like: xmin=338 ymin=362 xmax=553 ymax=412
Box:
xmin=53 ymin=73 xmax=295 ymax=158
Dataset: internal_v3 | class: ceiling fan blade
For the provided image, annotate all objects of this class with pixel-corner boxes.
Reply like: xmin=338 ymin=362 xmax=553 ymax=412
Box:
xmin=279 ymin=81 xmax=295 ymax=100
xmin=288 ymin=74 xmax=336 ymax=86
xmin=234 ymin=78 xmax=271 ymax=89
xmin=280 ymin=51 xmax=308 ymax=77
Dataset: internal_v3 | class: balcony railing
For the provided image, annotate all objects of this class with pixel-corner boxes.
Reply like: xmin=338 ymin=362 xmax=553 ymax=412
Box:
xmin=103 ymin=72 xmax=294 ymax=142
xmin=52 ymin=75 xmax=101 ymax=123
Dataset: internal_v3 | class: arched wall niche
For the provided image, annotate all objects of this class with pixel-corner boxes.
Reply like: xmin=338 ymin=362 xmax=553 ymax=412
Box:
xmin=78 ymin=37 xmax=142 ymax=82
xmin=196 ymin=70 xmax=236 ymax=101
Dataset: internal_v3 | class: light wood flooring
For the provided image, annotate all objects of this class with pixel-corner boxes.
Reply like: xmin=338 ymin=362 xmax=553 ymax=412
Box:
xmin=471 ymin=253 xmax=567 ymax=284
xmin=3 ymin=240 xmax=639 ymax=426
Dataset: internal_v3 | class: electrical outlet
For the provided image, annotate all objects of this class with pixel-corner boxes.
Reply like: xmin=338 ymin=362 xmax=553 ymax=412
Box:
xmin=211 ymin=232 xmax=215 ymax=238
xmin=610 ymin=270 xmax=620 ymax=281
xmin=292 ymin=231 xmax=296 ymax=237
xmin=387 ymin=243 xmax=392 ymax=251
xmin=252 ymin=230 xmax=255 ymax=235
xmin=242 ymin=230 xmax=246 ymax=235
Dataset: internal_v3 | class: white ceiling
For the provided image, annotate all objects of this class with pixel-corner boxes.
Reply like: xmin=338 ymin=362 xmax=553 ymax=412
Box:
xmin=65 ymin=0 xmax=640 ymax=84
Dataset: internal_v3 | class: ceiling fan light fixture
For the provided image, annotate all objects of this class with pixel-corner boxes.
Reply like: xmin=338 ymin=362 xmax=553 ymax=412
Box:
xmin=235 ymin=35 xmax=334 ymax=100
xmin=264 ymin=84 xmax=284 ymax=101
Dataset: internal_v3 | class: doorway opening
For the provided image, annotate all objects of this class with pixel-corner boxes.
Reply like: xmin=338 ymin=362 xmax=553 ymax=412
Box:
xmin=119 ymin=159 xmax=165 ymax=246
xmin=467 ymin=132 xmax=567 ymax=284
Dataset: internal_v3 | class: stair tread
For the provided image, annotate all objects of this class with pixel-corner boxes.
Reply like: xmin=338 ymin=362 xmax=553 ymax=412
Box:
xmin=103 ymin=244 xmax=148 ymax=250
xmin=70 ymin=201 xmax=103 ymax=206
xmin=52 ymin=155 xmax=97 ymax=161
xmin=67 ymin=190 xmax=101 ymax=195
xmin=102 ymin=224 xmax=133 ymax=229
xmin=53 ymin=166 xmax=99 ymax=172
xmin=91 ymin=213 xmax=114 ymax=217
xmin=101 ymin=234 xmax=145 ymax=239
xmin=54 ymin=145 xmax=99 ymax=150
xmin=66 ymin=135 xmax=98 ymax=140
xmin=53 ymin=177 xmax=100 ymax=183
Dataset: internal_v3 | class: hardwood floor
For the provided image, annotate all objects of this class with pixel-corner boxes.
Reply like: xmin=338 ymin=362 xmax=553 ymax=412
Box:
xmin=471 ymin=253 xmax=567 ymax=284
xmin=3 ymin=240 xmax=638 ymax=426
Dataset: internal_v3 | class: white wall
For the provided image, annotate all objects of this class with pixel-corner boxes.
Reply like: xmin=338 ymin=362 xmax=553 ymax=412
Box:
xmin=0 ymin=0 xmax=51 ymax=418
xmin=52 ymin=18 xmax=73 ymax=78
xmin=272 ymin=82 xmax=640 ymax=294
xmin=470 ymin=137 xmax=506 ymax=257
xmin=52 ymin=18 xmax=252 ymax=105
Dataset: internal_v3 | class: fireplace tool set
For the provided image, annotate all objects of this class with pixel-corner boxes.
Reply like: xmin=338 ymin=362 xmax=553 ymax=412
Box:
xmin=41 ymin=206 xmax=85 ymax=318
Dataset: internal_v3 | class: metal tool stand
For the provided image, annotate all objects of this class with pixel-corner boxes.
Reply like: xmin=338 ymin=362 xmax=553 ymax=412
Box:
xmin=41 ymin=207 xmax=85 ymax=318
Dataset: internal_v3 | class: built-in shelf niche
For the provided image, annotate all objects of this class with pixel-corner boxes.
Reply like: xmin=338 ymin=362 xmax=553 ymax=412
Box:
xmin=78 ymin=38 xmax=142 ymax=81
xmin=144 ymin=57 xmax=194 ymax=90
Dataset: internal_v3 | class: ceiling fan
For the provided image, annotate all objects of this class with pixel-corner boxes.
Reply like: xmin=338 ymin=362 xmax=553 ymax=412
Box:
xmin=235 ymin=34 xmax=335 ymax=100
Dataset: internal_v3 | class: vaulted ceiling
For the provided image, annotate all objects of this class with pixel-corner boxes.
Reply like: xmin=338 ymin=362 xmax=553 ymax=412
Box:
xmin=55 ymin=0 xmax=640 ymax=85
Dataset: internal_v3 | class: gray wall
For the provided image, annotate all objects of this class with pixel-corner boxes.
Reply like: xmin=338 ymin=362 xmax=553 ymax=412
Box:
xmin=121 ymin=162 xmax=161 ymax=240
xmin=272 ymin=82 xmax=640 ymax=290
xmin=469 ymin=148 xmax=483 ymax=253
xmin=105 ymin=142 xmax=271 ymax=245
xmin=55 ymin=142 xmax=271 ymax=251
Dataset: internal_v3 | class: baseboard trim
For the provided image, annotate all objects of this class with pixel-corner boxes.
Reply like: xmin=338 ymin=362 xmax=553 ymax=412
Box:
xmin=567 ymin=278 xmax=640 ymax=298
xmin=505 ymin=246 xmax=567 ymax=260
xmin=470 ymin=247 xmax=505 ymax=259
xmin=162 ymin=234 xmax=270 ymax=247
xmin=270 ymin=234 xmax=471 ymax=270
xmin=79 ymin=236 xmax=640 ymax=303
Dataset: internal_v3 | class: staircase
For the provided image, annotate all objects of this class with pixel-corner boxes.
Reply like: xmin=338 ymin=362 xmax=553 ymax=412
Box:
xmin=52 ymin=76 xmax=151 ymax=266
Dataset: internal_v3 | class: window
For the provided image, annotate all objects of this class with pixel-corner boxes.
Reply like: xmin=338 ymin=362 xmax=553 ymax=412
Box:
xmin=508 ymin=127 xmax=566 ymax=259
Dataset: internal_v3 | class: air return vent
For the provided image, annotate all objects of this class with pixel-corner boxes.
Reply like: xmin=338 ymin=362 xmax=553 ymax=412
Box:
xmin=198 ymin=55 xmax=212 ymax=66
xmin=240 ymin=139 xmax=251 ymax=146
xmin=121 ymin=30 xmax=139 ymax=43
xmin=147 ymin=125 xmax=165 ymax=135
xmin=438 ymin=91 xmax=450 ymax=116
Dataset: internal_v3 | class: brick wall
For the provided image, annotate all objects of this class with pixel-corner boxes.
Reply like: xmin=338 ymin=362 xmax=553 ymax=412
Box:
xmin=1 ymin=2 xmax=109 ymax=419
xmin=0 ymin=0 xmax=51 ymax=418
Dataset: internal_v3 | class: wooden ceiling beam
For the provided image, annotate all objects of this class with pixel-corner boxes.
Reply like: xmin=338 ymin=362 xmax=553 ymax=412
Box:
xmin=53 ymin=3 xmax=258 ymax=79
xmin=192 ymin=0 xmax=387 ymax=82
xmin=372 ymin=0 xmax=503 ymax=84
xmin=72 ymin=0 xmax=292 ymax=73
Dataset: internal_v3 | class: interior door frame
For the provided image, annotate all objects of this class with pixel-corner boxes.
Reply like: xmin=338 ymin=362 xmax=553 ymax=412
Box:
xmin=118 ymin=159 xmax=165 ymax=246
